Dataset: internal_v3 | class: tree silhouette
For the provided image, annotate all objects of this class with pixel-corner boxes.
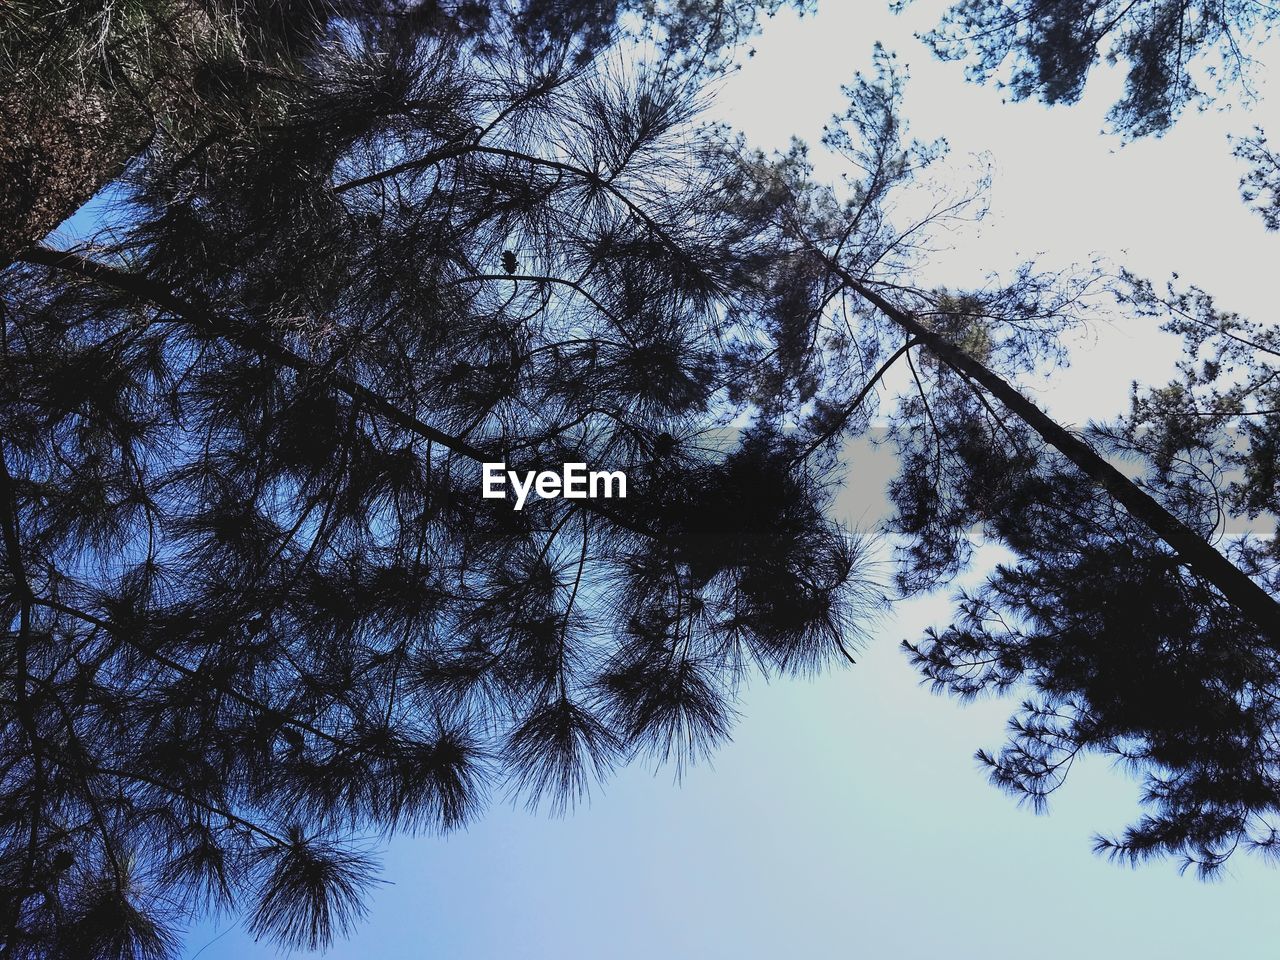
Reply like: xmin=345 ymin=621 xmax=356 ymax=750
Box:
xmin=890 ymin=275 xmax=1280 ymax=876
xmin=723 ymin=47 xmax=1278 ymax=632
xmin=714 ymin=48 xmax=1280 ymax=874
xmin=845 ymin=3 xmax=1280 ymax=868
xmin=0 ymin=6 xmax=864 ymax=956
xmin=905 ymin=0 xmax=1279 ymax=137
xmin=6 ymin=5 xmax=1280 ymax=956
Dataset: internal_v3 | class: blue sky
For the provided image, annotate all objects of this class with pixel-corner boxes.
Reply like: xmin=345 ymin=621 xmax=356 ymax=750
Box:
xmin=153 ymin=1 xmax=1280 ymax=956
xmin=182 ymin=568 xmax=1280 ymax=958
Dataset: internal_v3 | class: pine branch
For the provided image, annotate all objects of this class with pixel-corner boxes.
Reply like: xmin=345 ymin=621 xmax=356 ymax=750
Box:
xmin=793 ymin=337 xmax=916 ymax=462
xmin=17 ymin=246 xmax=661 ymax=543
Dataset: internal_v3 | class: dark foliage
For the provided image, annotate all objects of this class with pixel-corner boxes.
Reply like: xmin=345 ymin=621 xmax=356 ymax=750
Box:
xmin=711 ymin=46 xmax=1280 ymax=873
xmin=7 ymin=9 xmax=1280 ymax=956
xmin=0 ymin=4 xmax=869 ymax=955
xmin=904 ymin=0 xmax=1278 ymax=137
xmin=893 ymin=274 xmax=1280 ymax=876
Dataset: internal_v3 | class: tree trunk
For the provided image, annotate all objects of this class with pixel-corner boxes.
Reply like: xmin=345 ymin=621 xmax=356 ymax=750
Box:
xmin=823 ymin=260 xmax=1280 ymax=640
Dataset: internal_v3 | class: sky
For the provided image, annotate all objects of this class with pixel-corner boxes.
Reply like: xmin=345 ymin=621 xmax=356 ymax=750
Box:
xmin=168 ymin=2 xmax=1280 ymax=957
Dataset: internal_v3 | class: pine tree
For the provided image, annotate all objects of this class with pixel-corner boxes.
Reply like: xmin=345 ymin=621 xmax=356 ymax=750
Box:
xmin=888 ymin=275 xmax=1280 ymax=876
xmin=716 ymin=48 xmax=1280 ymax=874
xmin=906 ymin=0 xmax=1279 ymax=137
xmin=0 ymin=4 xmax=855 ymax=955
xmin=7 ymin=6 xmax=1280 ymax=955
